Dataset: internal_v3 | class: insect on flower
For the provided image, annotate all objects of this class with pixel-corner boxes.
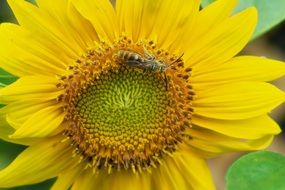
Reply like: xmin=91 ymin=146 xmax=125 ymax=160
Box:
xmin=117 ymin=47 xmax=184 ymax=89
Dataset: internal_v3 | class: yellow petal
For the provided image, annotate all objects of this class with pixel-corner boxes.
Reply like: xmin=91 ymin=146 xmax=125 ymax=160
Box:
xmin=192 ymin=115 xmax=281 ymax=139
xmin=71 ymin=0 xmax=118 ymax=41
xmin=190 ymin=0 xmax=237 ymax=46
xmin=71 ymin=170 xmax=100 ymax=190
xmin=0 ymin=115 xmax=15 ymax=142
xmin=186 ymin=133 xmax=274 ymax=157
xmin=193 ymin=82 xmax=285 ymax=120
xmin=0 ymin=136 xmax=74 ymax=188
xmin=192 ymin=56 xmax=285 ymax=90
xmin=0 ymin=114 xmax=41 ymax=145
xmin=116 ymin=0 xmax=146 ymax=41
xmin=72 ymin=169 xmax=151 ymax=190
xmin=7 ymin=0 xmax=82 ymax=57
xmin=149 ymin=0 xmax=199 ymax=49
xmin=51 ymin=164 xmax=84 ymax=190
xmin=67 ymin=2 xmax=99 ymax=46
xmin=175 ymin=147 xmax=215 ymax=190
xmin=0 ymin=23 xmax=68 ymax=76
xmin=36 ymin=0 xmax=98 ymax=48
xmin=174 ymin=0 xmax=237 ymax=53
xmin=10 ymin=105 xmax=65 ymax=138
xmin=107 ymin=172 xmax=151 ymax=190
xmin=184 ymin=7 xmax=257 ymax=68
xmin=0 ymin=76 xmax=62 ymax=104
xmin=116 ymin=0 xmax=199 ymax=47
xmin=154 ymin=160 xmax=189 ymax=190
xmin=1 ymin=100 xmax=55 ymax=129
xmin=153 ymin=145 xmax=215 ymax=190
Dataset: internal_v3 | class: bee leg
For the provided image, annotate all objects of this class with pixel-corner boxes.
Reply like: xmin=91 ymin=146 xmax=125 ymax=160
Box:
xmin=143 ymin=46 xmax=155 ymax=60
xmin=164 ymin=73 xmax=168 ymax=91
xmin=143 ymin=69 xmax=149 ymax=75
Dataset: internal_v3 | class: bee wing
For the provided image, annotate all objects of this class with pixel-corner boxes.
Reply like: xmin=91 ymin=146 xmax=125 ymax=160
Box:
xmin=143 ymin=47 xmax=155 ymax=60
xmin=125 ymin=60 xmax=146 ymax=66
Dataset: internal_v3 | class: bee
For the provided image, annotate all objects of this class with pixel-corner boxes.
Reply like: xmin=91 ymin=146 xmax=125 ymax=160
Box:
xmin=117 ymin=48 xmax=183 ymax=73
xmin=117 ymin=50 xmax=146 ymax=67
xmin=117 ymin=48 xmax=183 ymax=89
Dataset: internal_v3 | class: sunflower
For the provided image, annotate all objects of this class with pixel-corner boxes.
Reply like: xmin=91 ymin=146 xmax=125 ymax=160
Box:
xmin=0 ymin=0 xmax=284 ymax=189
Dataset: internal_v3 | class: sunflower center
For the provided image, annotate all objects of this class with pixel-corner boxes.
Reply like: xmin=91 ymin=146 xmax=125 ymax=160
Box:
xmin=58 ymin=37 xmax=194 ymax=173
xmin=76 ymin=69 xmax=168 ymax=133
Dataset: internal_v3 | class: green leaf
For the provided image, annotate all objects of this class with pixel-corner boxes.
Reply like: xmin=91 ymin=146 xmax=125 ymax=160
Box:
xmin=0 ymin=68 xmax=17 ymax=87
xmin=226 ymin=151 xmax=285 ymax=190
xmin=201 ymin=0 xmax=285 ymax=39
xmin=201 ymin=0 xmax=213 ymax=7
xmin=27 ymin=0 xmax=36 ymax=4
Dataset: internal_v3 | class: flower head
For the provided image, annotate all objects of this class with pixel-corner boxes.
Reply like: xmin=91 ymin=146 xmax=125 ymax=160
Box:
xmin=0 ymin=0 xmax=285 ymax=189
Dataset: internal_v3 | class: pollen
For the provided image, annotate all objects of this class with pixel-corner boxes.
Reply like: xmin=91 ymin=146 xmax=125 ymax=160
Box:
xmin=57 ymin=37 xmax=194 ymax=174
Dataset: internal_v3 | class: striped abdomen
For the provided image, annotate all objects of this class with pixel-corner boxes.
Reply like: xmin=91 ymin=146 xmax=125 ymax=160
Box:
xmin=117 ymin=50 xmax=145 ymax=63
